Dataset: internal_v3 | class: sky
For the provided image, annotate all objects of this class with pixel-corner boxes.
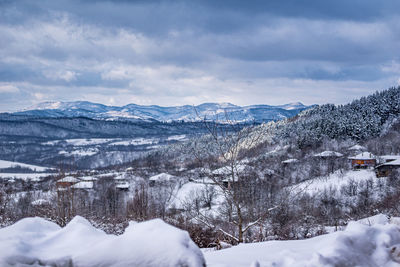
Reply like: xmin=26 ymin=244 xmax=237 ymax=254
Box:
xmin=1 ymin=0 xmax=400 ymax=112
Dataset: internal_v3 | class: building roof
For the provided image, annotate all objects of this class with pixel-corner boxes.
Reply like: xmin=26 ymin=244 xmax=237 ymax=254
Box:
xmin=380 ymin=159 xmax=400 ymax=166
xmin=348 ymin=152 xmax=375 ymax=160
xmin=348 ymin=144 xmax=367 ymax=151
xmin=57 ymin=176 xmax=80 ymax=183
xmin=314 ymin=151 xmax=343 ymax=158
xmin=379 ymin=155 xmax=400 ymax=162
xmin=149 ymin=173 xmax=175 ymax=182
xmin=71 ymin=181 xmax=93 ymax=189
xmin=79 ymin=176 xmax=98 ymax=181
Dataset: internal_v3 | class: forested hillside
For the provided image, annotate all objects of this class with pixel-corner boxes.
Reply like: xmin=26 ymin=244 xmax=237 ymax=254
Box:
xmin=277 ymin=87 xmax=400 ymax=148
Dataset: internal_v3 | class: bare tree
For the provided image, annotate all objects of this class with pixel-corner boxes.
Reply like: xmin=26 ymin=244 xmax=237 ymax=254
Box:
xmin=188 ymin=112 xmax=279 ymax=243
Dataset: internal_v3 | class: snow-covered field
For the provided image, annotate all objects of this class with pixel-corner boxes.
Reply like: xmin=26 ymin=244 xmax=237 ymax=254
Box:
xmin=109 ymin=137 xmax=158 ymax=146
xmin=59 ymin=148 xmax=99 ymax=156
xmin=204 ymin=214 xmax=400 ymax=267
xmin=43 ymin=136 xmax=187 ymax=147
xmin=43 ymin=138 xmax=115 ymax=146
xmin=0 ymin=173 xmax=56 ymax=181
xmin=0 ymin=160 xmax=51 ymax=172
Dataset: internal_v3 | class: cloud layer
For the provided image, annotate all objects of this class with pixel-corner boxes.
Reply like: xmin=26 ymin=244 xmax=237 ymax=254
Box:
xmin=1 ymin=0 xmax=400 ymax=111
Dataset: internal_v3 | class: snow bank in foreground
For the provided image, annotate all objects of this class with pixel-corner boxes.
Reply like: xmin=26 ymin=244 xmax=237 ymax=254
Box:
xmin=0 ymin=216 xmax=205 ymax=267
xmin=205 ymin=215 xmax=400 ymax=267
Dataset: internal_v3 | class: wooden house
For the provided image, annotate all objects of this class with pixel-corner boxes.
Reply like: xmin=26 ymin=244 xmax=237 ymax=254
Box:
xmin=375 ymin=158 xmax=400 ymax=177
xmin=348 ymin=152 xmax=376 ymax=169
xmin=56 ymin=176 xmax=80 ymax=189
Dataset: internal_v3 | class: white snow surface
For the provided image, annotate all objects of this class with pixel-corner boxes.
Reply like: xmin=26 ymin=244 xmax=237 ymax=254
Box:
xmin=380 ymin=158 xmax=400 ymax=166
xmin=149 ymin=172 xmax=176 ymax=182
xmin=59 ymin=148 xmax=98 ymax=156
xmin=167 ymin=134 xmax=187 ymax=141
xmin=212 ymin=164 xmax=249 ymax=175
xmin=0 ymin=173 xmax=56 ymax=181
xmin=294 ymin=169 xmax=377 ymax=195
xmin=0 ymin=216 xmax=205 ymax=267
xmin=57 ymin=176 xmax=80 ymax=183
xmin=205 ymin=216 xmax=400 ymax=267
xmin=313 ymin=151 xmax=343 ymax=157
xmin=71 ymin=181 xmax=93 ymax=189
xmin=349 ymin=152 xmax=376 ymax=160
xmin=0 ymin=160 xmax=51 ymax=172
xmin=45 ymin=138 xmax=116 ymax=146
xmin=348 ymin=144 xmax=367 ymax=151
xmin=168 ymin=182 xmax=222 ymax=210
xmin=109 ymin=137 xmax=157 ymax=146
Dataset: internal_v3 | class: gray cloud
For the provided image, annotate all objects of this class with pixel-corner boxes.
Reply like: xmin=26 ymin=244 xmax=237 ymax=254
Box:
xmin=0 ymin=0 xmax=400 ymax=112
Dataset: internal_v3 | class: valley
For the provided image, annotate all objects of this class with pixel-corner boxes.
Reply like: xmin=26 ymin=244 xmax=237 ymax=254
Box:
xmin=1 ymin=88 xmax=400 ymax=266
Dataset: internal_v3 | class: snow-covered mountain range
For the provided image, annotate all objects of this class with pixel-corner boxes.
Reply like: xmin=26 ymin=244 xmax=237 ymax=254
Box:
xmin=15 ymin=101 xmax=310 ymax=123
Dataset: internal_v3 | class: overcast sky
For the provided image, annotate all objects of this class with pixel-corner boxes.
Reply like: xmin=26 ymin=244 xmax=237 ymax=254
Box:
xmin=1 ymin=0 xmax=400 ymax=111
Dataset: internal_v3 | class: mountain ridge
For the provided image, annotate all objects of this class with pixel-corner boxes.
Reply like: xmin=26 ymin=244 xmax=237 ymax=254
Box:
xmin=15 ymin=101 xmax=310 ymax=123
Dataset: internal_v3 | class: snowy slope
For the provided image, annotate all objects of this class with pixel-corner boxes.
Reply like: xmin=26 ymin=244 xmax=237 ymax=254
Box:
xmin=15 ymin=101 xmax=310 ymax=123
xmin=294 ymin=169 xmax=377 ymax=195
xmin=204 ymin=215 xmax=400 ymax=267
xmin=0 ymin=160 xmax=52 ymax=172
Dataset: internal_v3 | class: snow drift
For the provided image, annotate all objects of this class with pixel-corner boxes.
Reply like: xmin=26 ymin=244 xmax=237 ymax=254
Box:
xmin=205 ymin=214 xmax=400 ymax=267
xmin=0 ymin=216 xmax=205 ymax=267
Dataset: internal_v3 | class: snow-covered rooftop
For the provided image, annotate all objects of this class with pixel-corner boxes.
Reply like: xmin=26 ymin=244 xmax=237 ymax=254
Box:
xmin=348 ymin=144 xmax=367 ymax=151
xmin=313 ymin=151 xmax=343 ymax=158
xmin=380 ymin=159 xmax=400 ymax=166
xmin=348 ymin=152 xmax=375 ymax=160
xmin=71 ymin=181 xmax=93 ymax=189
xmin=149 ymin=173 xmax=176 ymax=182
xmin=379 ymin=155 xmax=400 ymax=162
xmin=57 ymin=176 xmax=80 ymax=183
xmin=78 ymin=176 xmax=98 ymax=181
